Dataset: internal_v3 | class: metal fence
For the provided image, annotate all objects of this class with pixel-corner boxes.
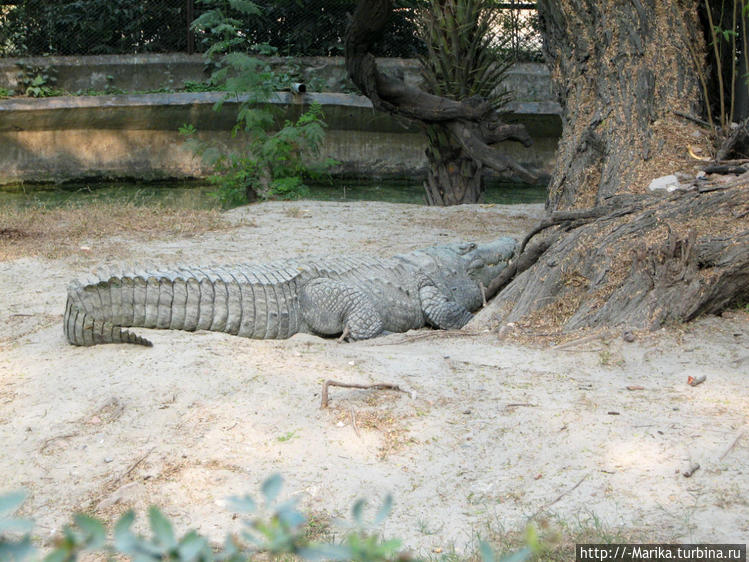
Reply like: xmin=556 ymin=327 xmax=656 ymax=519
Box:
xmin=0 ymin=0 xmax=542 ymax=61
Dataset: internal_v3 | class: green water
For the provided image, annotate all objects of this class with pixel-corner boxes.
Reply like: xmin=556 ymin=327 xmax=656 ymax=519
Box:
xmin=0 ymin=179 xmax=546 ymax=209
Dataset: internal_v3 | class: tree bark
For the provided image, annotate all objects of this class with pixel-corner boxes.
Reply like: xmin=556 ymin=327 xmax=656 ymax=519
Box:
xmin=475 ymin=181 xmax=749 ymax=331
xmin=539 ymin=0 xmax=706 ymax=211
xmin=472 ymin=0 xmax=749 ymax=332
xmin=423 ymin=125 xmax=484 ymax=205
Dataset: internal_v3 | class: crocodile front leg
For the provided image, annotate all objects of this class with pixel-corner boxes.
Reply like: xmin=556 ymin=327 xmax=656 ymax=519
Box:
xmin=419 ymin=285 xmax=473 ymax=329
xmin=299 ymin=278 xmax=384 ymax=340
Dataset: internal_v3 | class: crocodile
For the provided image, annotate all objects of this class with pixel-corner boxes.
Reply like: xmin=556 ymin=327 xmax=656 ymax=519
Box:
xmin=63 ymin=237 xmax=516 ymax=346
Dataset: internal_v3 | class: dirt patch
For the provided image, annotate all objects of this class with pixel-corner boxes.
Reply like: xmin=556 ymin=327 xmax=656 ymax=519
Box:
xmin=1 ymin=200 xmax=747 ymax=555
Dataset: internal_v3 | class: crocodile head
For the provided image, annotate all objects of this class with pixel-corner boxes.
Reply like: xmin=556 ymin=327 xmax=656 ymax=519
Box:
xmin=458 ymin=237 xmax=517 ymax=287
xmin=398 ymin=237 xmax=516 ymax=311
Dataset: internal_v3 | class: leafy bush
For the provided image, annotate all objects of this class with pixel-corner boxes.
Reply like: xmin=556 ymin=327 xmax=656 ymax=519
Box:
xmin=182 ymin=0 xmax=338 ymax=207
xmin=1 ymin=475 xmax=406 ymax=561
xmin=1 ymin=476 xmax=535 ymax=561
xmin=15 ymin=64 xmax=61 ymax=98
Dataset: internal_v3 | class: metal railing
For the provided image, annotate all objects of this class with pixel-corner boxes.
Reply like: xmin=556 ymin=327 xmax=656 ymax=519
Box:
xmin=0 ymin=0 xmax=543 ymax=61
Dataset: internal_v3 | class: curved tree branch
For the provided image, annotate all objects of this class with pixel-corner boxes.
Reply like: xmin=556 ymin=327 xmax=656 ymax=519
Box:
xmin=344 ymin=0 xmax=536 ymax=180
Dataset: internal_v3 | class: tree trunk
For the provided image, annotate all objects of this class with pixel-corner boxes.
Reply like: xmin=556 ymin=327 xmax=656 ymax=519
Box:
xmin=423 ymin=125 xmax=484 ymax=205
xmin=471 ymin=0 xmax=749 ymax=333
xmin=540 ymin=0 xmax=706 ymax=211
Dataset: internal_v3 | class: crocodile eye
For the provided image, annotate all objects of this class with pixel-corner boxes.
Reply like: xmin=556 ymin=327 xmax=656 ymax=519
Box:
xmin=458 ymin=242 xmax=477 ymax=253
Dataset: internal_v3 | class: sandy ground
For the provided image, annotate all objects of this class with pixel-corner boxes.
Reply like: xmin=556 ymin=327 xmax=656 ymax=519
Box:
xmin=1 ymin=200 xmax=747 ymax=555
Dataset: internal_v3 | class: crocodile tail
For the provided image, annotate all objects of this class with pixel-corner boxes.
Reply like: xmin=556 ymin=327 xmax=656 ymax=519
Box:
xmin=64 ymin=280 xmax=152 ymax=347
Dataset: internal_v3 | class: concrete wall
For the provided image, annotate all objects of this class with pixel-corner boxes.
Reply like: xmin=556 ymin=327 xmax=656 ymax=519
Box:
xmin=0 ymin=54 xmax=553 ymax=101
xmin=0 ymin=55 xmax=561 ymax=186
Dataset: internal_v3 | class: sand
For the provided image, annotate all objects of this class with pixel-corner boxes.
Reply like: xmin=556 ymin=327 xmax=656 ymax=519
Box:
xmin=1 ymin=200 xmax=747 ymax=555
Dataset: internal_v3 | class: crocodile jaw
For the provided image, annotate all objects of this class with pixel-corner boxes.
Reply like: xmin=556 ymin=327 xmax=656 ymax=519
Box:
xmin=465 ymin=237 xmax=516 ymax=286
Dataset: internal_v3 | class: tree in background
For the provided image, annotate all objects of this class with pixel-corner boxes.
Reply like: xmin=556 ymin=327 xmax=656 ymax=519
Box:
xmin=346 ymin=0 xmax=536 ymax=207
xmin=418 ymin=0 xmax=518 ymax=205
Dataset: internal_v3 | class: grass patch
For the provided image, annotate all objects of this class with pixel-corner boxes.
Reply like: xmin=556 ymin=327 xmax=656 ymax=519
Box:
xmin=449 ymin=514 xmax=655 ymax=561
xmin=0 ymin=202 xmax=229 ymax=261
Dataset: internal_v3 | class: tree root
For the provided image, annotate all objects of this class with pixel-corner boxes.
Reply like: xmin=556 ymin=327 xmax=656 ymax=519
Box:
xmin=477 ymin=183 xmax=749 ymax=332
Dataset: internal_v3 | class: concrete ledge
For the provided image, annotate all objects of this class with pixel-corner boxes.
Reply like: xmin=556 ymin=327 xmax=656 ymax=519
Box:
xmin=0 ymin=91 xmax=560 ymax=185
xmin=0 ymin=91 xmax=560 ymax=132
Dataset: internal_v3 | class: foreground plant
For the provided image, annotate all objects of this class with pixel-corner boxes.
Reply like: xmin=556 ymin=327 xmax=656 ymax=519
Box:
xmin=0 ymin=475 xmax=537 ymax=561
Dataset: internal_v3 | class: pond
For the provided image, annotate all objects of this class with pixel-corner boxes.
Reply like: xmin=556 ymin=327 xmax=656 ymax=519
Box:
xmin=0 ymin=178 xmax=547 ymax=209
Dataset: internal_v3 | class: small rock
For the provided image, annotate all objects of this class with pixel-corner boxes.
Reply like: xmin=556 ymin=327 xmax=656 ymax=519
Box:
xmin=622 ymin=330 xmax=635 ymax=342
xmin=95 ymin=482 xmax=141 ymax=510
xmin=648 ymin=174 xmax=680 ymax=191
xmin=104 ymin=457 xmax=113 ymax=463
xmin=683 ymin=462 xmax=700 ymax=477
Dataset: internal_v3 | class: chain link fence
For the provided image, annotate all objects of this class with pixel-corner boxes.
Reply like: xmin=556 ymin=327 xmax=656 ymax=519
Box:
xmin=0 ymin=0 xmax=542 ymax=61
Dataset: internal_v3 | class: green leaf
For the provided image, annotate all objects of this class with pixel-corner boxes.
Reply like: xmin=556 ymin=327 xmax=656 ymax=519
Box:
xmin=351 ymin=498 xmax=366 ymax=526
xmin=499 ymin=546 xmax=533 ymax=562
xmin=0 ymin=517 xmax=34 ymax=534
xmin=0 ymin=539 xmax=35 ymax=561
xmin=42 ymin=548 xmax=68 ymax=562
xmin=297 ymin=543 xmax=352 ymax=560
xmin=0 ymin=491 xmax=27 ymax=516
xmin=373 ymin=494 xmax=392 ymax=525
xmin=227 ymin=494 xmax=256 ymax=514
xmin=73 ymin=514 xmax=106 ymax=549
xmin=148 ymin=506 xmax=176 ymax=550
xmin=275 ymin=500 xmax=305 ymax=529
xmin=479 ymin=540 xmax=497 ymax=562
xmin=177 ymin=530 xmax=208 ymax=560
xmin=261 ymin=473 xmax=283 ymax=505
xmin=114 ymin=510 xmax=137 ymax=553
xmin=227 ymin=0 xmax=261 ymax=15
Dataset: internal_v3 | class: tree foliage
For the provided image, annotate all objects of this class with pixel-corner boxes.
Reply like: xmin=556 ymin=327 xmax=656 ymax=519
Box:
xmin=183 ymin=0 xmax=338 ymax=206
xmin=0 ymin=0 xmax=188 ymax=56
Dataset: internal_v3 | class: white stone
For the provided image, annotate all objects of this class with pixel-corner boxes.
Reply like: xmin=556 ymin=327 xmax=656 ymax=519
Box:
xmin=648 ymin=174 xmax=680 ymax=191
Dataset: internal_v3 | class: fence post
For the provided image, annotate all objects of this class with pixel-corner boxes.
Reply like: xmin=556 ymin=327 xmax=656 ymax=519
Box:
xmin=186 ymin=0 xmax=195 ymax=54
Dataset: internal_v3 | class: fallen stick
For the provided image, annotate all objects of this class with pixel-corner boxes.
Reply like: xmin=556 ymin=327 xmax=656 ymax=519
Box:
xmin=117 ymin=446 xmax=156 ymax=484
xmin=350 ymin=408 xmax=361 ymax=438
xmin=531 ymin=473 xmax=588 ymax=519
xmin=368 ymin=329 xmax=484 ymax=345
xmin=321 ymin=380 xmax=411 ymax=408
xmin=719 ymin=431 xmax=745 ymax=462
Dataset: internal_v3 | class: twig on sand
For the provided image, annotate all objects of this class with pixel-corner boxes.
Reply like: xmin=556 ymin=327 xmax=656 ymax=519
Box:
xmin=115 ymin=446 xmax=156 ymax=485
xmin=350 ymin=408 xmax=361 ymax=438
xmin=368 ymin=329 xmax=484 ymax=345
xmin=719 ymin=431 xmax=745 ymax=462
xmin=320 ymin=380 xmax=411 ymax=408
xmin=531 ymin=473 xmax=589 ymax=519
